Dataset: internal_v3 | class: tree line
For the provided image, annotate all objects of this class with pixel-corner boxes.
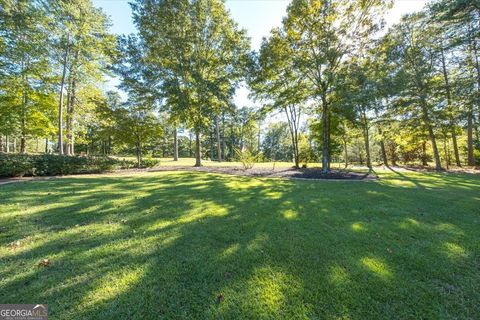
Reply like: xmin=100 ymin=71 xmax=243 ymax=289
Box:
xmin=0 ymin=0 xmax=479 ymax=170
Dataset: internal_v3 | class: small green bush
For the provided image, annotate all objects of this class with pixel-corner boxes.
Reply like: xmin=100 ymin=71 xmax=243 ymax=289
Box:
xmin=235 ymin=148 xmax=258 ymax=170
xmin=0 ymin=154 xmax=122 ymax=178
xmin=0 ymin=154 xmax=34 ymax=177
xmin=141 ymin=157 xmax=160 ymax=168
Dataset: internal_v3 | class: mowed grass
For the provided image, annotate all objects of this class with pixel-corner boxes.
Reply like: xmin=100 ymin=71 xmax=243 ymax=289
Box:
xmin=0 ymin=170 xmax=479 ymax=319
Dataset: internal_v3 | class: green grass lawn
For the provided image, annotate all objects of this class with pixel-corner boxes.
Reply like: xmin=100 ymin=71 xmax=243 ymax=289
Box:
xmin=0 ymin=170 xmax=479 ymax=319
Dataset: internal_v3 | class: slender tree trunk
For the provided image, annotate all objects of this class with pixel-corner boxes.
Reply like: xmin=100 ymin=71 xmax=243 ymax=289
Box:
xmin=467 ymin=26 xmax=479 ymax=166
xmin=136 ymin=141 xmax=141 ymax=168
xmin=440 ymin=44 xmax=461 ymax=167
xmin=467 ymin=110 xmax=475 ymax=166
xmin=215 ymin=117 xmax=222 ymax=162
xmin=222 ymin=113 xmax=226 ymax=160
xmin=428 ymin=125 xmax=442 ymax=170
xmin=422 ymin=141 xmax=428 ymax=166
xmin=451 ymin=130 xmax=461 ymax=167
xmin=65 ymin=74 xmax=72 ymax=156
xmin=378 ymin=127 xmax=388 ymax=166
xmin=229 ymin=117 xmax=234 ymax=158
xmin=58 ymin=33 xmax=69 ymax=156
xmin=13 ymin=138 xmax=16 ymax=153
xmin=421 ymin=101 xmax=442 ymax=170
xmin=257 ymin=119 xmax=261 ymax=156
xmin=443 ymin=132 xmax=450 ymax=170
xmin=189 ymin=132 xmax=193 ymax=157
xmin=45 ymin=138 xmax=49 ymax=154
xmin=0 ymin=136 xmax=3 ymax=153
xmin=194 ymin=130 xmax=201 ymax=167
xmin=284 ymin=106 xmax=299 ymax=168
xmin=67 ymin=50 xmax=78 ymax=156
xmin=173 ymin=125 xmax=178 ymax=161
xmin=321 ymin=97 xmax=329 ymax=173
xmin=5 ymin=136 xmax=9 ymax=153
xmin=20 ymin=114 xmax=26 ymax=154
xmin=362 ymin=110 xmax=372 ymax=169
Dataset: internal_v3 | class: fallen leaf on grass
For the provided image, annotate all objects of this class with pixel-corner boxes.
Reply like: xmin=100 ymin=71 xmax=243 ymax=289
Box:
xmin=38 ymin=259 xmax=49 ymax=267
xmin=9 ymin=240 xmax=21 ymax=249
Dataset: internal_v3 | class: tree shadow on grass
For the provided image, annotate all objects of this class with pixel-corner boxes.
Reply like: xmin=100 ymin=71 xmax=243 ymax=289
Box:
xmin=0 ymin=172 xmax=479 ymax=319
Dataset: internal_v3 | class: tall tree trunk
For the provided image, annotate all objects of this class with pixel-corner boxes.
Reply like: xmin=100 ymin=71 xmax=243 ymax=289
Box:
xmin=58 ymin=33 xmax=69 ymax=156
xmin=20 ymin=58 xmax=27 ymax=154
xmin=422 ymin=141 xmax=428 ymax=166
xmin=194 ymin=130 xmax=201 ymax=167
xmin=321 ymin=97 xmax=329 ymax=173
xmin=284 ymin=106 xmax=299 ymax=168
xmin=443 ymin=132 xmax=450 ymax=170
xmin=467 ymin=25 xmax=479 ymax=166
xmin=216 ymin=117 xmax=222 ymax=162
xmin=0 ymin=136 xmax=3 ymax=153
xmin=222 ymin=113 xmax=226 ymax=160
xmin=13 ymin=138 xmax=16 ymax=153
xmin=136 ymin=140 xmax=142 ymax=168
xmin=378 ymin=127 xmax=388 ymax=166
xmin=362 ymin=110 xmax=372 ymax=169
xmin=66 ymin=50 xmax=78 ymax=156
xmin=45 ymin=138 xmax=49 ymax=154
xmin=421 ymin=101 xmax=442 ymax=170
xmin=257 ymin=118 xmax=261 ymax=156
xmin=173 ymin=125 xmax=178 ymax=161
xmin=5 ymin=136 xmax=9 ymax=153
xmin=189 ymin=132 xmax=193 ymax=157
xmin=451 ymin=130 xmax=461 ymax=167
xmin=427 ymin=125 xmax=442 ymax=170
xmin=467 ymin=110 xmax=475 ymax=166
xmin=65 ymin=73 xmax=72 ymax=156
xmin=229 ymin=118 xmax=234 ymax=158
xmin=440 ymin=43 xmax=461 ymax=167
xmin=20 ymin=106 xmax=26 ymax=153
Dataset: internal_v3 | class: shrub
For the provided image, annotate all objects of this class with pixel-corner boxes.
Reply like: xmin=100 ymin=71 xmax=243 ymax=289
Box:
xmin=140 ymin=157 xmax=160 ymax=168
xmin=235 ymin=148 xmax=258 ymax=170
xmin=0 ymin=154 xmax=122 ymax=178
xmin=0 ymin=154 xmax=34 ymax=177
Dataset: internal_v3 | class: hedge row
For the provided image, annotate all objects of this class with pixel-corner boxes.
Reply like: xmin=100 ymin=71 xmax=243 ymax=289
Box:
xmin=0 ymin=154 xmax=160 ymax=178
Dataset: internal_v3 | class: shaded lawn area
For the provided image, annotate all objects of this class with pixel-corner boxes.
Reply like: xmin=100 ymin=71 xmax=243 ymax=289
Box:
xmin=0 ymin=171 xmax=479 ymax=319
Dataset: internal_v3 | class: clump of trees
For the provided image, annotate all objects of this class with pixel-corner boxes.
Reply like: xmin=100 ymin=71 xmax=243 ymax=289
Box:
xmin=0 ymin=0 xmax=479 ymax=170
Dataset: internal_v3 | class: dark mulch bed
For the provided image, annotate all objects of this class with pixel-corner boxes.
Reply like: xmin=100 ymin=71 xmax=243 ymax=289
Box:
xmin=0 ymin=166 xmax=377 ymax=185
xmin=149 ymin=166 xmax=377 ymax=180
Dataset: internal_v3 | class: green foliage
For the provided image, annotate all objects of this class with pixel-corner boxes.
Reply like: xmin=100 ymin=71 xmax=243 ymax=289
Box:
xmin=140 ymin=157 xmax=160 ymax=168
xmin=0 ymin=154 xmax=124 ymax=177
xmin=234 ymin=148 xmax=258 ymax=170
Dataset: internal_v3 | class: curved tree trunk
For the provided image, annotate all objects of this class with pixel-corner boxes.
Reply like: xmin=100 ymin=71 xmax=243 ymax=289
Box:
xmin=58 ymin=34 xmax=69 ymax=156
